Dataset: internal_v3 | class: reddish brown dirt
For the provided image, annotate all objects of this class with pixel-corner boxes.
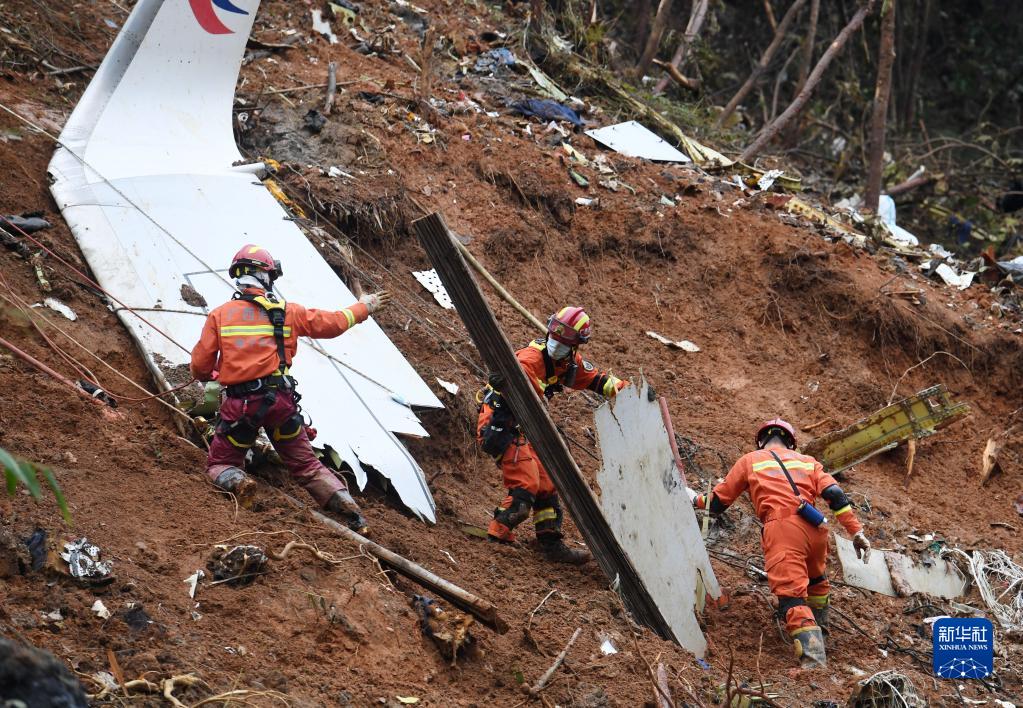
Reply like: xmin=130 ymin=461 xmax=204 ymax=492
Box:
xmin=2 ymin=0 xmax=1023 ymax=706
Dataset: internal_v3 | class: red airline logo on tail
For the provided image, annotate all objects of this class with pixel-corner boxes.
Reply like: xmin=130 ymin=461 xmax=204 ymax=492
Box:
xmin=189 ymin=0 xmax=249 ymax=35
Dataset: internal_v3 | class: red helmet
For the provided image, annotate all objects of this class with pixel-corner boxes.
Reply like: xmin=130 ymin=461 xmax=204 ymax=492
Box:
xmin=755 ymin=418 xmax=797 ymax=449
xmin=229 ymin=244 xmax=283 ymax=281
xmin=547 ymin=306 xmax=592 ymax=347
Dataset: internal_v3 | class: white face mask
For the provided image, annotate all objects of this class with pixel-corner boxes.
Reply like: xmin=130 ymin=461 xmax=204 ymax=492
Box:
xmin=546 ymin=338 xmax=572 ymax=360
xmin=236 ymin=272 xmax=271 ymax=290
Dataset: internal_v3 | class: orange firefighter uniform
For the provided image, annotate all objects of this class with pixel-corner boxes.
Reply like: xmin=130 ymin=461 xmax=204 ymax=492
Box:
xmin=190 ymin=295 xmax=369 ymax=385
xmin=695 ymin=448 xmax=863 ymax=635
xmin=477 ymin=339 xmax=625 ymax=543
xmin=190 ymin=289 xmax=370 ymax=507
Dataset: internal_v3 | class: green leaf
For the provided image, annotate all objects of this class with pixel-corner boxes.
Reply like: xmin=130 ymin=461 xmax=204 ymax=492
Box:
xmin=0 ymin=447 xmax=40 ymax=499
xmin=40 ymin=466 xmax=72 ymax=525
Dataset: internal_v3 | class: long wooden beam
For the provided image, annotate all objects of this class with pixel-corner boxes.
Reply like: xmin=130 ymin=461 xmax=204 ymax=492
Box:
xmin=413 ymin=211 xmax=675 ymax=641
xmin=282 ymin=492 xmax=508 ymax=633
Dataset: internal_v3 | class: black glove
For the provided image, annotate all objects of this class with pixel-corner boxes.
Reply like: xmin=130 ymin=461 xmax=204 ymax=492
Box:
xmin=488 ymin=371 xmax=505 ymax=390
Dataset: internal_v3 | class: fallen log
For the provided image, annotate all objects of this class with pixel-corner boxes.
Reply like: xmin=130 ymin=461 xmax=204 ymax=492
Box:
xmin=414 ymin=211 xmax=676 ymax=641
xmin=282 ymin=492 xmax=508 ymax=633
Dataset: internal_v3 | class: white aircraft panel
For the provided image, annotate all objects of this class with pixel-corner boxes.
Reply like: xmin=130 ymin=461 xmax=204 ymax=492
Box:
xmin=48 ymin=0 xmax=438 ymax=520
xmin=595 ymin=380 xmax=719 ymax=656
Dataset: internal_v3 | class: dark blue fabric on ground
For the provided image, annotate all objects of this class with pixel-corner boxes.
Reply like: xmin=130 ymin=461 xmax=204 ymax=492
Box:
xmin=511 ymin=99 xmax=583 ymax=127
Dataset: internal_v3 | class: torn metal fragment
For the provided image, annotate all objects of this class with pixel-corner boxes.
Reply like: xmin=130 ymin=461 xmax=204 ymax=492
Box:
xmin=61 ymin=538 xmax=113 ymax=579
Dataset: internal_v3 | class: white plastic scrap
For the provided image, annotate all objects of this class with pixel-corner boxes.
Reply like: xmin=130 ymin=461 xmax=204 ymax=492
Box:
xmin=91 ymin=599 xmax=111 ymax=620
xmin=645 ymin=330 xmax=700 ymax=352
xmin=585 ymin=121 xmax=691 ymax=163
xmin=575 ymin=197 xmax=596 ymax=206
xmin=311 ymin=9 xmax=338 ymax=44
xmin=934 ymin=263 xmax=976 ymax=290
xmin=599 ymin=635 xmax=618 ymax=655
xmin=412 ymin=269 xmax=454 ymax=310
xmin=756 ymin=169 xmax=784 ymax=191
xmin=184 ymin=569 xmax=205 ymax=599
xmin=92 ymin=671 xmax=119 ymax=692
xmin=33 ymin=298 xmax=77 ymax=321
xmin=435 ymin=378 xmax=459 ymax=396
xmin=878 ymin=194 xmax=920 ymax=247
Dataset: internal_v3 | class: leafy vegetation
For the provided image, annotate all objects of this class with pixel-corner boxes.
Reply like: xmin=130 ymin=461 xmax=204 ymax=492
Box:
xmin=1 ymin=446 xmax=71 ymax=524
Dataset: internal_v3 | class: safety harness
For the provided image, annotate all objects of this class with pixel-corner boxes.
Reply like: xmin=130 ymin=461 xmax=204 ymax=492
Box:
xmin=219 ymin=291 xmax=301 ymax=447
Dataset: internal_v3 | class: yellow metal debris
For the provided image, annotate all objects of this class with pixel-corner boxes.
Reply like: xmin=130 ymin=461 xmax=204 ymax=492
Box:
xmin=802 ymin=385 xmax=971 ymax=475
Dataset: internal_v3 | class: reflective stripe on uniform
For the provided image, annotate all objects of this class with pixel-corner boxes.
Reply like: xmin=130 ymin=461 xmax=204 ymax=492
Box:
xmin=806 ymin=594 xmax=830 ymax=608
xmin=834 ymin=504 xmax=852 ymax=516
xmin=220 ymin=325 xmax=293 ymax=338
xmin=226 ymin=434 xmax=254 ymax=448
xmin=533 ymin=507 xmax=558 ymax=524
xmin=751 ymin=459 xmax=814 ymax=472
xmin=341 ymin=307 xmax=356 ymax=328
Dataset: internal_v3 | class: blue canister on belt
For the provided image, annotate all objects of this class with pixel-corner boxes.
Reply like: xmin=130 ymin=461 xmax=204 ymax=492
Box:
xmin=796 ymin=500 xmax=827 ymax=527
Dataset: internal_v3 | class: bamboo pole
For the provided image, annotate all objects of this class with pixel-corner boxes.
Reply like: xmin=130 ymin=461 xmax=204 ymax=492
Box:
xmin=453 ymin=239 xmax=545 ymax=333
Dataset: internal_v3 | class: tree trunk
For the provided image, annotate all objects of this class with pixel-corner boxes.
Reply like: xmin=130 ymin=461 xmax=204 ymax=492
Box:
xmin=739 ymin=0 xmax=877 ymax=163
xmin=865 ymin=0 xmax=897 ymax=212
xmin=717 ymin=0 xmax=807 ymax=127
xmin=653 ymin=0 xmax=710 ymax=94
xmin=634 ymin=0 xmax=652 ymax=54
xmin=770 ymin=42 xmax=803 ymax=121
xmin=901 ymin=0 xmax=930 ymax=129
xmin=635 ymin=0 xmax=675 ymax=78
xmin=793 ymin=0 xmax=820 ymax=95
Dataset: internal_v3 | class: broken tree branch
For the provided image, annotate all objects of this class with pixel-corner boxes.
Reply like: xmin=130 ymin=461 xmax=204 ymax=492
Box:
xmin=654 ymin=661 xmax=673 ymax=708
xmin=653 ymin=0 xmax=710 ymax=94
xmin=281 ymin=491 xmax=508 ymax=633
xmin=885 ymin=171 xmax=935 ymax=197
xmin=652 ymin=59 xmax=701 ymax=91
xmin=718 ymin=0 xmax=807 ymax=126
xmin=526 ymin=627 xmax=582 ymax=697
xmin=793 ymin=0 xmax=820 ymax=95
xmin=864 ymin=0 xmax=896 ymax=212
xmin=740 ymin=0 xmax=877 ymax=163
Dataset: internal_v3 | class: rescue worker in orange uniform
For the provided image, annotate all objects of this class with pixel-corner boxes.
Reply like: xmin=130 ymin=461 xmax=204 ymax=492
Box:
xmin=190 ymin=245 xmax=390 ymax=532
xmin=477 ymin=306 xmax=628 ymax=564
xmin=694 ymin=419 xmax=871 ymax=668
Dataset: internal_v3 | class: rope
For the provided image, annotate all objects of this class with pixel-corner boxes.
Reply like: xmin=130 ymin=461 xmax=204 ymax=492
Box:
xmin=0 ymin=275 xmax=199 ymax=407
xmin=0 ymin=103 xmax=404 ymax=396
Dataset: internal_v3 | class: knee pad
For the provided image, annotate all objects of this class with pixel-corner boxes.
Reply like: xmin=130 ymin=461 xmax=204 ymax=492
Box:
xmin=495 ymin=488 xmax=535 ymax=528
xmin=272 ymin=412 xmax=304 ymax=442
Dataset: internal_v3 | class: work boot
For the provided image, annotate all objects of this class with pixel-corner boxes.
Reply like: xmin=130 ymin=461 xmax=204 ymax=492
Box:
xmin=326 ymin=489 xmax=368 ymax=534
xmin=791 ymin=626 xmax=827 ymax=669
xmin=537 ymin=536 xmax=591 ymax=565
xmin=213 ymin=467 xmax=256 ymax=507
